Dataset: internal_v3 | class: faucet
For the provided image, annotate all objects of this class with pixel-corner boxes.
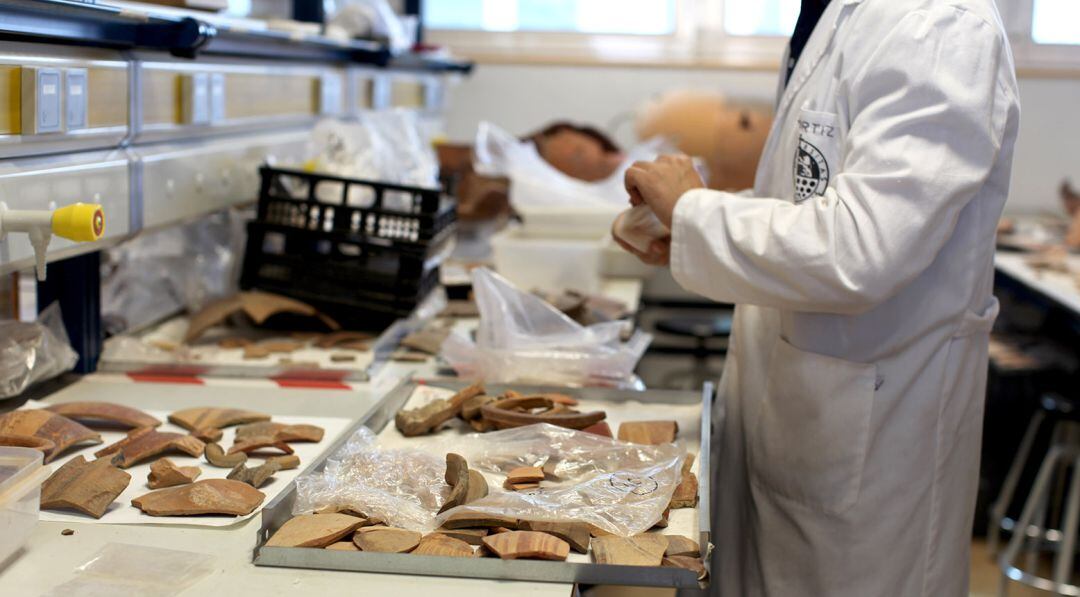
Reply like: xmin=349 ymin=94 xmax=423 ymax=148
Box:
xmin=0 ymin=202 xmax=105 ymax=281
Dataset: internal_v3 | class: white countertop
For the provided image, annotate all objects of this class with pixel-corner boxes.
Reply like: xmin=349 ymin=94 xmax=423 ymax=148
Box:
xmin=995 ymin=251 xmax=1080 ymax=316
xmin=0 ymin=376 xmax=572 ymax=597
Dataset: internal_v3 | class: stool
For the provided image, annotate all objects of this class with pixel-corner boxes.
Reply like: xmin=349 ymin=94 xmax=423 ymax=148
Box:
xmin=654 ymin=313 xmax=731 ymax=389
xmin=998 ymin=393 xmax=1080 ymax=595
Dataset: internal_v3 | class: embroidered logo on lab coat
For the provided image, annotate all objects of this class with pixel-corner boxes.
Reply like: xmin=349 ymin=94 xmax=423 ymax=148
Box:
xmin=794 ymin=137 xmax=830 ymax=202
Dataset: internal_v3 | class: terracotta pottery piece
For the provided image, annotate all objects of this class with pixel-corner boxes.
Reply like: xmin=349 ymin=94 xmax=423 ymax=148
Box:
xmin=168 ymin=407 xmax=271 ymax=431
xmin=460 ymin=395 xmax=495 ymax=421
xmin=184 ymin=291 xmax=340 ymax=344
xmin=434 ymin=528 xmax=489 ymax=546
xmin=505 ymin=466 xmax=544 ymax=486
xmin=617 ymin=421 xmax=679 ymax=445
xmin=147 ymin=458 xmax=201 ymax=489
xmin=217 ymin=337 xmax=251 ymax=349
xmin=325 ymin=541 xmax=359 ymax=551
xmin=592 ymin=535 xmax=669 ymax=566
xmin=227 ymin=461 xmax=282 ymax=488
xmin=131 ymin=479 xmax=265 ymax=516
xmin=482 ymin=531 xmax=570 ymax=561
xmin=96 ymin=427 xmax=206 ymax=469
xmin=664 ymin=535 xmax=701 ymax=558
xmin=442 ymin=512 xmax=518 ymax=530
xmin=414 ymin=533 xmax=476 ymax=557
xmin=40 ymin=456 xmax=131 ymax=518
xmin=663 ymin=555 xmax=707 ymax=579
xmin=0 ymin=410 xmax=102 ymax=463
xmin=192 ymin=427 xmax=224 ymax=443
xmin=0 ymin=434 xmax=54 ymax=453
xmin=266 ymin=513 xmax=366 ymax=548
xmin=313 ymin=331 xmax=374 ymax=349
xmin=267 ymin=454 xmax=301 ymax=470
xmin=480 ymin=397 xmax=605 ymax=431
xmin=670 ymin=455 xmax=699 ymax=510
xmin=581 ymin=421 xmax=613 ymax=438
xmin=395 ymin=383 xmax=485 ymax=437
xmin=465 ymin=469 xmax=489 ymax=504
xmin=226 ymin=437 xmax=294 ymax=456
xmin=234 ymin=422 xmax=324 ymax=443
xmin=45 ymin=402 xmax=161 ymax=429
xmin=518 ymin=520 xmax=591 ymax=553
xmin=439 ymin=453 xmax=470 ymax=515
xmin=352 ymin=527 xmax=422 ymax=553
xmin=204 ymin=442 xmax=247 ymax=468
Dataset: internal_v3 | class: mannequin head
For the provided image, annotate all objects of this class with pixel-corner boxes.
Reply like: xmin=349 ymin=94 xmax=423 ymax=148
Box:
xmin=529 ymin=122 xmax=625 ymax=182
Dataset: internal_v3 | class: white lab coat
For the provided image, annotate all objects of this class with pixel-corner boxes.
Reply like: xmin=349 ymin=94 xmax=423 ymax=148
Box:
xmin=668 ymin=1 xmax=1020 ymax=595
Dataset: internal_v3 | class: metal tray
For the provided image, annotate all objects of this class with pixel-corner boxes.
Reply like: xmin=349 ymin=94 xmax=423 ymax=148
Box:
xmin=253 ymin=379 xmax=714 ymax=589
xmin=98 ymin=317 xmax=430 ymax=382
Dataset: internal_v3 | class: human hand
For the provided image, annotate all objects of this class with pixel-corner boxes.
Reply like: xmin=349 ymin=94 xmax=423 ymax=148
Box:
xmin=624 ymin=155 xmax=705 ymax=228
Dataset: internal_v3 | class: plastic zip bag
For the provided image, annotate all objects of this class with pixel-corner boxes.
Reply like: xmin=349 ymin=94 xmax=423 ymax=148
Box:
xmin=439 ymin=424 xmax=683 ymax=536
xmin=0 ymin=302 xmax=78 ymax=400
xmin=292 ymin=427 xmax=449 ymax=531
xmin=291 ymin=424 xmax=682 ymax=537
xmin=41 ymin=543 xmax=214 ymax=597
xmin=440 ymin=268 xmax=651 ymax=387
xmin=613 ymin=204 xmax=670 ymax=253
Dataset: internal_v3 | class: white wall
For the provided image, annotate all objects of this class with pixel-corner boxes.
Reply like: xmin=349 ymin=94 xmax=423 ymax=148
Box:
xmin=443 ymin=63 xmax=1080 ymax=215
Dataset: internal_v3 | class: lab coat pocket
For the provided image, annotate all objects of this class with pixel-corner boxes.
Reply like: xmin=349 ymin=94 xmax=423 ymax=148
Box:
xmin=793 ymin=109 xmax=841 ymax=203
xmin=749 ymin=337 xmax=877 ymax=516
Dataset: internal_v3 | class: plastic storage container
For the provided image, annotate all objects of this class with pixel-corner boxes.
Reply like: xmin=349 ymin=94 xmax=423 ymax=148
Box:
xmin=491 ymin=226 xmax=603 ymax=294
xmin=0 ymin=447 xmax=49 ymax=566
xmin=240 ymin=166 xmax=457 ymax=328
xmin=515 ymin=204 xmax=621 ymax=240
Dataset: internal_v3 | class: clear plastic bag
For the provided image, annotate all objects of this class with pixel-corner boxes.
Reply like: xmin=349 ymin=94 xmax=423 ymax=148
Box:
xmin=438 ymin=423 xmax=684 ymax=536
xmin=440 ymin=268 xmax=651 ymax=386
xmin=101 ymin=209 xmax=243 ymax=334
xmin=613 ymin=204 xmax=670 ymax=253
xmin=0 ymin=302 xmax=78 ymax=399
xmin=42 ymin=543 xmax=214 ymax=597
xmin=473 ymin=121 xmax=668 ymax=210
xmin=292 ymin=427 xmax=449 ymax=531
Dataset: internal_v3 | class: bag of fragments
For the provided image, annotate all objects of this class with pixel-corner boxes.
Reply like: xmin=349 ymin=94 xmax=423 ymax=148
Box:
xmin=291 ymin=425 xmax=683 ymax=536
xmin=440 ymin=423 xmax=684 ymax=536
xmin=0 ymin=302 xmax=78 ymax=399
xmin=440 ymin=268 xmax=651 ymax=387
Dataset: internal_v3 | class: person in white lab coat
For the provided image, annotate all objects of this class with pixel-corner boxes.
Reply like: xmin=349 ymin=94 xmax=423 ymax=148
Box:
xmin=615 ymin=0 xmax=1020 ymax=595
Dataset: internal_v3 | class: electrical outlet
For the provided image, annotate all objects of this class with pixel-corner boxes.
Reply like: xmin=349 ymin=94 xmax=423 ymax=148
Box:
xmin=210 ymin=72 xmax=226 ymax=124
xmin=181 ymin=72 xmax=210 ymax=125
xmin=319 ymin=72 xmax=343 ymax=115
xmin=21 ymin=67 xmax=64 ymax=134
xmin=65 ymin=68 xmax=88 ymax=130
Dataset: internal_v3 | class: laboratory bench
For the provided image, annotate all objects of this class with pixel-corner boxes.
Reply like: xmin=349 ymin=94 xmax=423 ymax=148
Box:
xmin=0 ymin=276 xmax=649 ymax=596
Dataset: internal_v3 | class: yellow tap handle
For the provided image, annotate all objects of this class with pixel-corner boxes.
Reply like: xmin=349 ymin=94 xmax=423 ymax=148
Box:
xmin=51 ymin=203 xmax=105 ymax=242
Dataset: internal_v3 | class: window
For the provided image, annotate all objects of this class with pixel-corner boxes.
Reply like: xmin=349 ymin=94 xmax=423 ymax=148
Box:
xmin=426 ymin=0 xmax=1080 ymax=72
xmin=722 ymin=0 xmax=799 ymax=37
xmin=1031 ymin=0 xmax=1080 ymax=45
xmin=423 ymin=0 xmax=677 ymax=35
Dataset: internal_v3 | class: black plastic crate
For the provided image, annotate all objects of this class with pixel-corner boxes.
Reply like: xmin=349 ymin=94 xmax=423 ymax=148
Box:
xmin=240 ymin=166 xmax=455 ymax=329
xmin=252 ymin=165 xmax=455 ymax=252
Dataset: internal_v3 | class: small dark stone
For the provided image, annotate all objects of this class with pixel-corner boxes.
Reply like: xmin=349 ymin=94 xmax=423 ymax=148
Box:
xmin=61 ymin=529 xmax=75 ymax=536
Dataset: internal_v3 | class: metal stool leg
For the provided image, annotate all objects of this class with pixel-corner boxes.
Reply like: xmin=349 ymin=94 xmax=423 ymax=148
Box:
xmin=1000 ymin=446 xmax=1069 ymax=596
xmin=990 ymin=411 xmax=1047 ymax=555
xmin=1053 ymin=455 xmax=1080 ymax=590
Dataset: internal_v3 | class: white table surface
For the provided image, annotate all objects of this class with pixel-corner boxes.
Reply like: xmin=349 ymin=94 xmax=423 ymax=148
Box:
xmin=0 ymin=377 xmax=573 ymax=597
xmin=995 ymin=251 xmax=1080 ymax=317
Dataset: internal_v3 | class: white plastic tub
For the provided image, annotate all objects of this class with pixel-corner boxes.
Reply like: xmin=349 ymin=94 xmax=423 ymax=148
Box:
xmin=491 ymin=227 xmax=603 ymax=294
xmin=0 ymin=447 xmax=49 ymax=567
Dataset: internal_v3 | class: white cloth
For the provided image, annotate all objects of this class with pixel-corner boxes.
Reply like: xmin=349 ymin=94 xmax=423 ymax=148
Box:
xmin=668 ymin=1 xmax=1020 ymax=595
